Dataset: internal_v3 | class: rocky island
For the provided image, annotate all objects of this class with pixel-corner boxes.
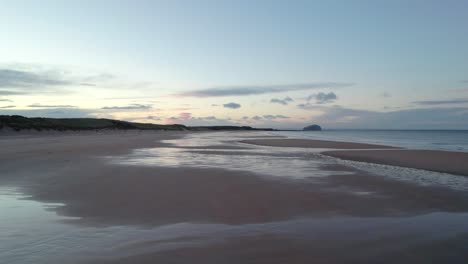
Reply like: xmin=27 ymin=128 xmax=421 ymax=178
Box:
xmin=303 ymin=124 xmax=322 ymax=131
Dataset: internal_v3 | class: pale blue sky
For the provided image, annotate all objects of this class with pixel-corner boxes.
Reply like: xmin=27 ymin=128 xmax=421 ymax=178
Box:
xmin=1 ymin=0 xmax=468 ymax=129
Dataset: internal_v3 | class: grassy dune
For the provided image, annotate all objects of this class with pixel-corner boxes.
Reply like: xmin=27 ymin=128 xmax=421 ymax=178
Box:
xmin=0 ymin=115 xmax=187 ymax=131
xmin=0 ymin=115 xmax=272 ymax=132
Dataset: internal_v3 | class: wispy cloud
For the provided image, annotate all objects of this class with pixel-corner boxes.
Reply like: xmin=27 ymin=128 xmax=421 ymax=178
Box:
xmin=270 ymin=96 xmax=293 ymax=105
xmin=0 ymin=107 xmax=95 ymax=118
xmin=28 ymin=103 xmax=77 ymax=108
xmin=177 ymin=82 xmax=354 ymax=97
xmin=168 ymin=112 xmax=192 ymax=121
xmin=263 ymin=114 xmax=290 ymax=119
xmin=101 ymin=104 xmax=152 ymax=110
xmin=0 ymin=69 xmax=71 ymax=88
xmin=412 ymin=99 xmax=468 ymax=105
xmin=79 ymin=83 xmax=96 ymax=87
xmin=0 ymin=105 xmax=15 ymax=109
xmin=81 ymin=73 xmax=115 ymax=83
xmin=147 ymin=115 xmax=161 ymax=121
xmin=165 ymin=114 xmax=237 ymax=126
xmin=178 ymin=112 xmax=192 ymax=120
xmin=196 ymin=116 xmax=217 ymax=120
xmin=298 ymin=105 xmax=468 ymax=129
xmin=0 ymin=98 xmax=12 ymax=102
xmin=0 ymin=90 xmax=26 ymax=95
xmin=223 ymin=102 xmax=241 ymax=109
xmin=381 ymin=92 xmax=391 ymax=98
xmin=449 ymin=88 xmax=468 ymax=93
xmin=0 ymin=65 xmax=119 ymax=96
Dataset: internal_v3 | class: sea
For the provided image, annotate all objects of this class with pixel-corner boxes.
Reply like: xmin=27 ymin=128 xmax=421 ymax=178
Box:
xmin=275 ymin=130 xmax=468 ymax=152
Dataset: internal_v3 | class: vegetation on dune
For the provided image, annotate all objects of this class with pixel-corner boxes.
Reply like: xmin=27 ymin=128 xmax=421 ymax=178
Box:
xmin=0 ymin=115 xmax=187 ymax=131
xmin=0 ymin=115 xmax=274 ymax=131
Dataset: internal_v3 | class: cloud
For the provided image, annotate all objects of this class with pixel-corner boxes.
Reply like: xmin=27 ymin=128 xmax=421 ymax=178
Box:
xmin=383 ymin=106 xmax=401 ymax=110
xmin=147 ymin=115 xmax=161 ymax=121
xmin=223 ymin=102 xmax=241 ymax=109
xmin=298 ymin=105 xmax=468 ymax=129
xmin=449 ymin=88 xmax=468 ymax=93
xmin=240 ymin=106 xmax=468 ymax=130
xmin=0 ymin=90 xmax=26 ymax=95
xmin=28 ymin=103 xmax=77 ymax=108
xmin=307 ymin=92 xmax=337 ymax=104
xmin=99 ymin=96 xmax=158 ymax=101
xmin=0 ymin=98 xmax=12 ymax=102
xmin=0 ymin=65 xmax=120 ymax=96
xmin=460 ymin=80 xmax=468 ymax=83
xmin=170 ymin=107 xmax=197 ymax=111
xmin=177 ymin=82 xmax=354 ymax=97
xmin=412 ymin=99 xmax=468 ymax=105
xmin=80 ymin=83 xmax=96 ymax=86
xmin=0 ymin=105 xmax=15 ymax=109
xmin=164 ymin=113 xmax=238 ymax=126
xmin=178 ymin=112 xmax=192 ymax=120
xmin=167 ymin=112 xmax=192 ymax=122
xmin=180 ymin=117 xmax=238 ymax=126
xmin=270 ymin=96 xmax=294 ymax=105
xmin=0 ymin=69 xmax=71 ymax=88
xmin=101 ymin=104 xmax=152 ymax=110
xmin=196 ymin=116 xmax=217 ymax=120
xmin=0 ymin=107 xmax=95 ymax=118
xmin=263 ymin=114 xmax=290 ymax=119
xmin=82 ymin=73 xmax=115 ymax=83
xmin=382 ymin=92 xmax=391 ymax=98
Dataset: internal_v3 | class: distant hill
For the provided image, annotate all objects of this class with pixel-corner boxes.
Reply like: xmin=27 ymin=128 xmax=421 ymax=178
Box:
xmin=0 ymin=115 xmax=274 ymax=132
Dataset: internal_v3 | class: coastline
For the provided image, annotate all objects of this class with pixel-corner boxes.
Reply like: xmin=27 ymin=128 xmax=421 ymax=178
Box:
xmin=240 ymin=138 xmax=399 ymax=149
xmin=241 ymin=138 xmax=468 ymax=177
xmin=323 ymin=149 xmax=468 ymax=177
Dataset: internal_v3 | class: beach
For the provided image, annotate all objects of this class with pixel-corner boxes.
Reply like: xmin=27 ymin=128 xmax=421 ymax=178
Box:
xmin=1 ymin=131 xmax=468 ymax=263
xmin=242 ymin=138 xmax=468 ymax=176
xmin=240 ymin=138 xmax=400 ymax=149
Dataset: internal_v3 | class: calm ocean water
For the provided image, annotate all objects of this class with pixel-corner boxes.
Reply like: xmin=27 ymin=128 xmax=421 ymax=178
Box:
xmin=276 ymin=130 xmax=468 ymax=152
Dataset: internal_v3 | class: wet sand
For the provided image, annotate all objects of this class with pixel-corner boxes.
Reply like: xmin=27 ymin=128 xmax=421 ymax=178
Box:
xmin=323 ymin=149 xmax=468 ymax=177
xmin=4 ymin=131 xmax=462 ymax=226
xmin=2 ymin=131 xmax=468 ymax=263
xmin=240 ymin=138 xmax=399 ymax=149
xmin=88 ymin=232 xmax=468 ymax=264
xmin=242 ymin=138 xmax=468 ymax=176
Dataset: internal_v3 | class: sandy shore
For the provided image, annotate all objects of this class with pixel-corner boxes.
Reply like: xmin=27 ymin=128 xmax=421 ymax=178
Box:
xmin=2 ymin=131 xmax=468 ymax=263
xmin=323 ymin=149 xmax=468 ymax=177
xmin=242 ymin=138 xmax=468 ymax=176
xmin=3 ymin=131 xmax=451 ymax=227
xmin=240 ymin=138 xmax=399 ymax=149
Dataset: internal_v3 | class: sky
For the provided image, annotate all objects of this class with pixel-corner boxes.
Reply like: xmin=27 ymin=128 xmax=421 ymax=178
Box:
xmin=1 ymin=0 xmax=468 ymax=129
